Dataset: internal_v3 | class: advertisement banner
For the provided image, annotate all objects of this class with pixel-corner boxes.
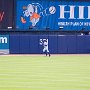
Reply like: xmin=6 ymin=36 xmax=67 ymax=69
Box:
xmin=0 ymin=35 xmax=9 ymax=54
xmin=0 ymin=0 xmax=13 ymax=29
xmin=16 ymin=0 xmax=90 ymax=31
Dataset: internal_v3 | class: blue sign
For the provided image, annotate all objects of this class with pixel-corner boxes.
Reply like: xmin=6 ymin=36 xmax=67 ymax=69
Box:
xmin=0 ymin=35 xmax=9 ymax=49
xmin=16 ymin=0 xmax=90 ymax=31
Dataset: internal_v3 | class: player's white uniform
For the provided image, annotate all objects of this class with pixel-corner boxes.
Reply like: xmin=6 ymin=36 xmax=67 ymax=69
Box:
xmin=43 ymin=41 xmax=49 ymax=53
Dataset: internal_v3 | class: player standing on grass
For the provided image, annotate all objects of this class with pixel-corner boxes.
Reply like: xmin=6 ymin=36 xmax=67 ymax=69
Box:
xmin=43 ymin=40 xmax=50 ymax=57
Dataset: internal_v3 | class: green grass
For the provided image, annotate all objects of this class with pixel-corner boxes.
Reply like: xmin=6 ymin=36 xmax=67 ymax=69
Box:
xmin=0 ymin=55 xmax=90 ymax=90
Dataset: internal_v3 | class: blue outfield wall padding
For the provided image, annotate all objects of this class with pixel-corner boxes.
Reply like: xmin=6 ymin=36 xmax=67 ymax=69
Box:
xmin=38 ymin=35 xmax=49 ymax=54
xmin=67 ymin=36 xmax=77 ymax=54
xmin=49 ymin=35 xmax=58 ymax=54
xmin=10 ymin=35 xmax=20 ymax=54
xmin=29 ymin=35 xmax=39 ymax=54
xmin=84 ymin=36 xmax=90 ymax=53
xmin=77 ymin=35 xmax=87 ymax=53
xmin=58 ymin=35 xmax=68 ymax=54
xmin=19 ymin=35 xmax=30 ymax=54
xmin=9 ymin=34 xmax=90 ymax=54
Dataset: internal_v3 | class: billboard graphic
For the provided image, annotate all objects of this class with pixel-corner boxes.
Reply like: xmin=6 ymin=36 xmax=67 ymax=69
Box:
xmin=0 ymin=0 xmax=13 ymax=29
xmin=16 ymin=0 xmax=90 ymax=31
xmin=0 ymin=35 xmax=9 ymax=54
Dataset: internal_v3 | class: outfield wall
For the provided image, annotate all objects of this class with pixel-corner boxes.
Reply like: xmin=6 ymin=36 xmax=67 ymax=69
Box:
xmin=9 ymin=34 xmax=90 ymax=54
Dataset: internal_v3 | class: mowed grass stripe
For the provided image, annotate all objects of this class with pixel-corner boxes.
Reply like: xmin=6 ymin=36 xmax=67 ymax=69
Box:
xmin=0 ymin=55 xmax=90 ymax=90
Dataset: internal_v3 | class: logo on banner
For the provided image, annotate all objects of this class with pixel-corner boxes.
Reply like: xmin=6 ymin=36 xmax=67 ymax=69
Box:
xmin=20 ymin=3 xmax=56 ymax=27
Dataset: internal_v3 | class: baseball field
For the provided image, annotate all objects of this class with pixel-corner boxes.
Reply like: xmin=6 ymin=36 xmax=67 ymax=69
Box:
xmin=0 ymin=54 xmax=90 ymax=90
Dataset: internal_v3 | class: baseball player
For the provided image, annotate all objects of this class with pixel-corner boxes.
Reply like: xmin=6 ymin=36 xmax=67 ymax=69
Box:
xmin=43 ymin=40 xmax=50 ymax=57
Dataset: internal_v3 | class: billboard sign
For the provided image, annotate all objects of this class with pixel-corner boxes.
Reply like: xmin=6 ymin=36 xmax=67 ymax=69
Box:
xmin=16 ymin=0 xmax=90 ymax=31
xmin=0 ymin=0 xmax=13 ymax=29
